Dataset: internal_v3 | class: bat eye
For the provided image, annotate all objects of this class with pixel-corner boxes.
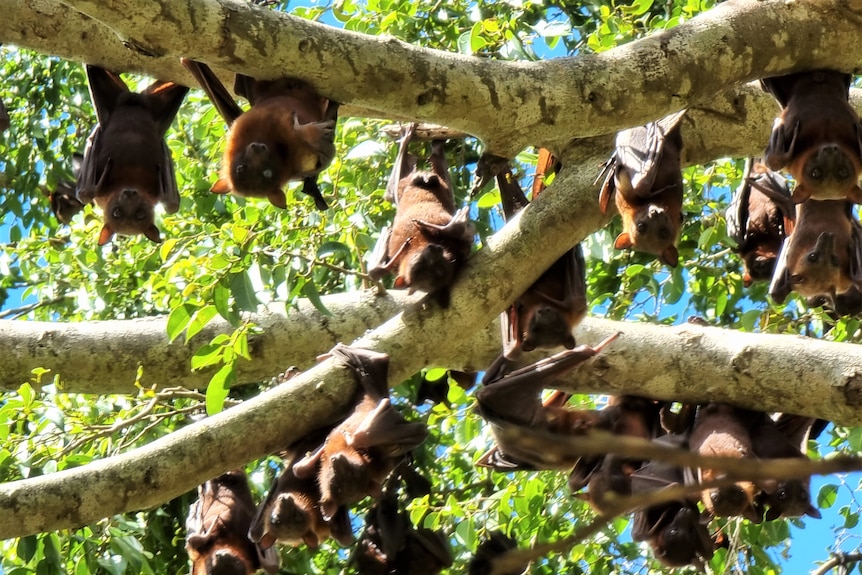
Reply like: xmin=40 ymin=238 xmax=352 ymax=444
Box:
xmin=807 ymin=252 xmax=820 ymax=263
xmin=136 ymin=211 xmax=147 ymax=221
xmin=112 ymin=208 xmax=122 ymax=219
xmin=810 ymin=167 xmax=822 ymax=180
xmin=263 ymin=169 xmax=273 ymax=180
xmin=636 ymin=222 xmax=647 ymax=233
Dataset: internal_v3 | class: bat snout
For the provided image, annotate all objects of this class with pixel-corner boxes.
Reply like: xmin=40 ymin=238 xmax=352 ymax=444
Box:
xmin=206 ymin=549 xmax=250 ymax=575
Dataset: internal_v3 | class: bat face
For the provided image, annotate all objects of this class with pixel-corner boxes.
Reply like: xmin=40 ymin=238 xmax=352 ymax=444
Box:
xmin=186 ymin=470 xmax=278 ymax=575
xmin=181 ymin=59 xmax=337 ymax=211
xmin=771 ymin=198 xmax=861 ymax=303
xmin=49 ymin=180 xmax=85 ymax=225
xmin=761 ymin=480 xmax=821 ymax=521
xmin=250 ymin=466 xmax=331 ymax=549
xmin=77 ymin=67 xmax=187 ymax=245
xmin=651 ymin=505 xmax=714 ymax=568
xmin=762 ymin=70 xmax=862 ymax=204
xmin=369 ymin=125 xmax=474 ymax=306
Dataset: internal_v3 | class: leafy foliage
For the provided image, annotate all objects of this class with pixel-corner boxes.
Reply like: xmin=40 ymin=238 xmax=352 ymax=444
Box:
xmin=0 ymin=0 xmax=860 ymax=574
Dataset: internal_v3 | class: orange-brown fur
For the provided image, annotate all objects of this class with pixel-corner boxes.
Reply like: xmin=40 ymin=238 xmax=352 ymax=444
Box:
xmin=732 ymin=161 xmax=795 ymax=286
xmin=600 ymin=113 xmax=686 ymax=267
xmin=762 ymin=70 xmax=862 ymax=204
xmin=370 ymin=126 xmax=473 ymax=306
xmin=181 ymin=59 xmax=336 ymax=210
xmin=186 ymin=470 xmax=277 ymax=575
xmin=772 ymin=199 xmax=860 ymax=303
xmin=689 ymin=403 xmax=761 ymax=521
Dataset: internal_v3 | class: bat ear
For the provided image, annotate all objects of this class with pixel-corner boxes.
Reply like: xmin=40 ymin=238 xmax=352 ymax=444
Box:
xmin=143 ymin=225 xmax=162 ymax=244
xmin=267 ymin=189 xmax=288 ymax=210
xmin=743 ymin=271 xmax=753 ymax=287
xmin=806 ymin=504 xmax=822 ymax=519
xmin=394 ymin=276 xmax=408 ymax=289
xmin=764 ymin=507 xmax=781 ymax=521
xmin=563 ymin=334 xmax=576 ymax=349
xmin=98 ymin=224 xmax=115 ymax=246
xmin=661 ymin=245 xmax=680 ymax=267
xmin=210 ymin=178 xmax=233 ymax=195
xmin=613 ymin=232 xmax=633 ymax=250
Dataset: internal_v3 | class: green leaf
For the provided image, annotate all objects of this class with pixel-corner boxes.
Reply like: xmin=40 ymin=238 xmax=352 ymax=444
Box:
xmin=302 ymin=280 xmax=332 ymax=316
xmin=454 ymin=518 xmax=476 ymax=551
xmin=186 ymin=305 xmax=218 ymax=342
xmin=424 ymin=368 xmax=447 ymax=382
xmin=206 ymin=363 xmax=236 ymax=416
xmin=817 ymin=484 xmax=839 ymax=508
xmin=17 ymin=534 xmax=37 ymax=562
xmin=229 ymin=271 xmax=260 ymax=312
xmin=166 ymin=304 xmax=195 ymax=343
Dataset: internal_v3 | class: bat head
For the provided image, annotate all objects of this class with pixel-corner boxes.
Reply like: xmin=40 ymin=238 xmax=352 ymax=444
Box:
xmin=220 ymin=141 xmax=289 ymax=209
xmin=267 ymin=491 xmax=315 ymax=545
xmin=794 ymin=143 xmax=862 ymax=202
xmin=652 ymin=505 xmax=714 ymax=568
xmin=319 ymin=450 xmax=372 ymax=518
xmin=194 ymin=547 xmax=253 ymax=575
xmin=98 ymin=188 xmax=162 ymax=245
xmin=786 ymin=231 xmax=846 ymax=296
xmin=615 ymin=204 xmax=681 ymax=267
xmin=762 ymin=479 xmax=821 ymax=520
xmin=742 ymin=249 xmax=780 ymax=286
xmin=522 ymin=306 xmax=577 ymax=351
xmin=49 ymin=182 xmax=85 ymax=225
xmin=703 ymin=482 xmax=761 ymax=521
xmin=404 ymin=244 xmax=456 ymax=298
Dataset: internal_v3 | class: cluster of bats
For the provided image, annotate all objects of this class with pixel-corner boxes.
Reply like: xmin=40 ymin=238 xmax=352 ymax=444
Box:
xmin=20 ymin=58 xmax=849 ymax=571
xmin=475 ymin=332 xmax=825 ymax=569
xmin=184 ymin=345 xmax=522 ymax=575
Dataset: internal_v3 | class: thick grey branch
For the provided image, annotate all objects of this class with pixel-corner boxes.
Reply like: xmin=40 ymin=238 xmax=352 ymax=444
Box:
xmin=2 ymin=0 xmax=860 ymax=153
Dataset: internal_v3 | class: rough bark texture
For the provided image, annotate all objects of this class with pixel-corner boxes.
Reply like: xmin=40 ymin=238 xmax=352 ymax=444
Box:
xmin=0 ymin=0 xmax=860 ymax=154
xmin=1 ymin=0 xmax=861 ymax=540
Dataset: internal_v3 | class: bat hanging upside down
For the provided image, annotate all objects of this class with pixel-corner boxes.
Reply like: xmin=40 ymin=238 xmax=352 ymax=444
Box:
xmin=181 ymin=58 xmax=339 ymax=211
xmin=368 ymin=123 xmax=475 ymax=307
xmin=77 ymin=66 xmax=188 ymax=245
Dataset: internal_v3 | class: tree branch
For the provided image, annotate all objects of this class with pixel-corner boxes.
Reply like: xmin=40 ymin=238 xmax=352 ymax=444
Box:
xmin=1 ymin=0 xmax=860 ymax=154
xmin=812 ymin=552 xmax=862 ymax=575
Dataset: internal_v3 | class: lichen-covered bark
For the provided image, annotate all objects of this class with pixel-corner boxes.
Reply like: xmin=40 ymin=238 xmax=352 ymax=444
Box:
xmin=1 ymin=0 xmax=860 ymax=154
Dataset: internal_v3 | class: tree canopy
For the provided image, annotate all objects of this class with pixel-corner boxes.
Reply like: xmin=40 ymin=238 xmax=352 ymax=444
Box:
xmin=1 ymin=0 xmax=861 ymax=573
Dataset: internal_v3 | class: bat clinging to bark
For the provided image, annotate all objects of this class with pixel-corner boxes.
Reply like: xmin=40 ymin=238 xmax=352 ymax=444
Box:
xmin=369 ymin=123 xmax=474 ymax=307
xmin=726 ymin=158 xmax=795 ymax=286
xmin=181 ymin=58 xmax=338 ymax=210
xmin=688 ymin=403 xmax=761 ymax=522
xmin=761 ymin=70 xmax=862 ymax=204
xmin=292 ymin=345 xmax=428 ymax=520
xmin=186 ymin=470 xmax=279 ymax=575
xmin=475 ymin=334 xmax=619 ymax=472
xmin=77 ymin=66 xmax=188 ymax=245
xmin=598 ymin=110 xmax=687 ymax=267
xmin=769 ymin=198 xmax=862 ymax=304
xmin=478 ymin=155 xmax=588 ymax=381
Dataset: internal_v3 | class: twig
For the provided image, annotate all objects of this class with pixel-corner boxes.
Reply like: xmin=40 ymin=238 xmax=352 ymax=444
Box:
xmin=0 ymin=297 xmax=65 ymax=319
xmin=811 ymin=552 xmax=862 ymax=575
